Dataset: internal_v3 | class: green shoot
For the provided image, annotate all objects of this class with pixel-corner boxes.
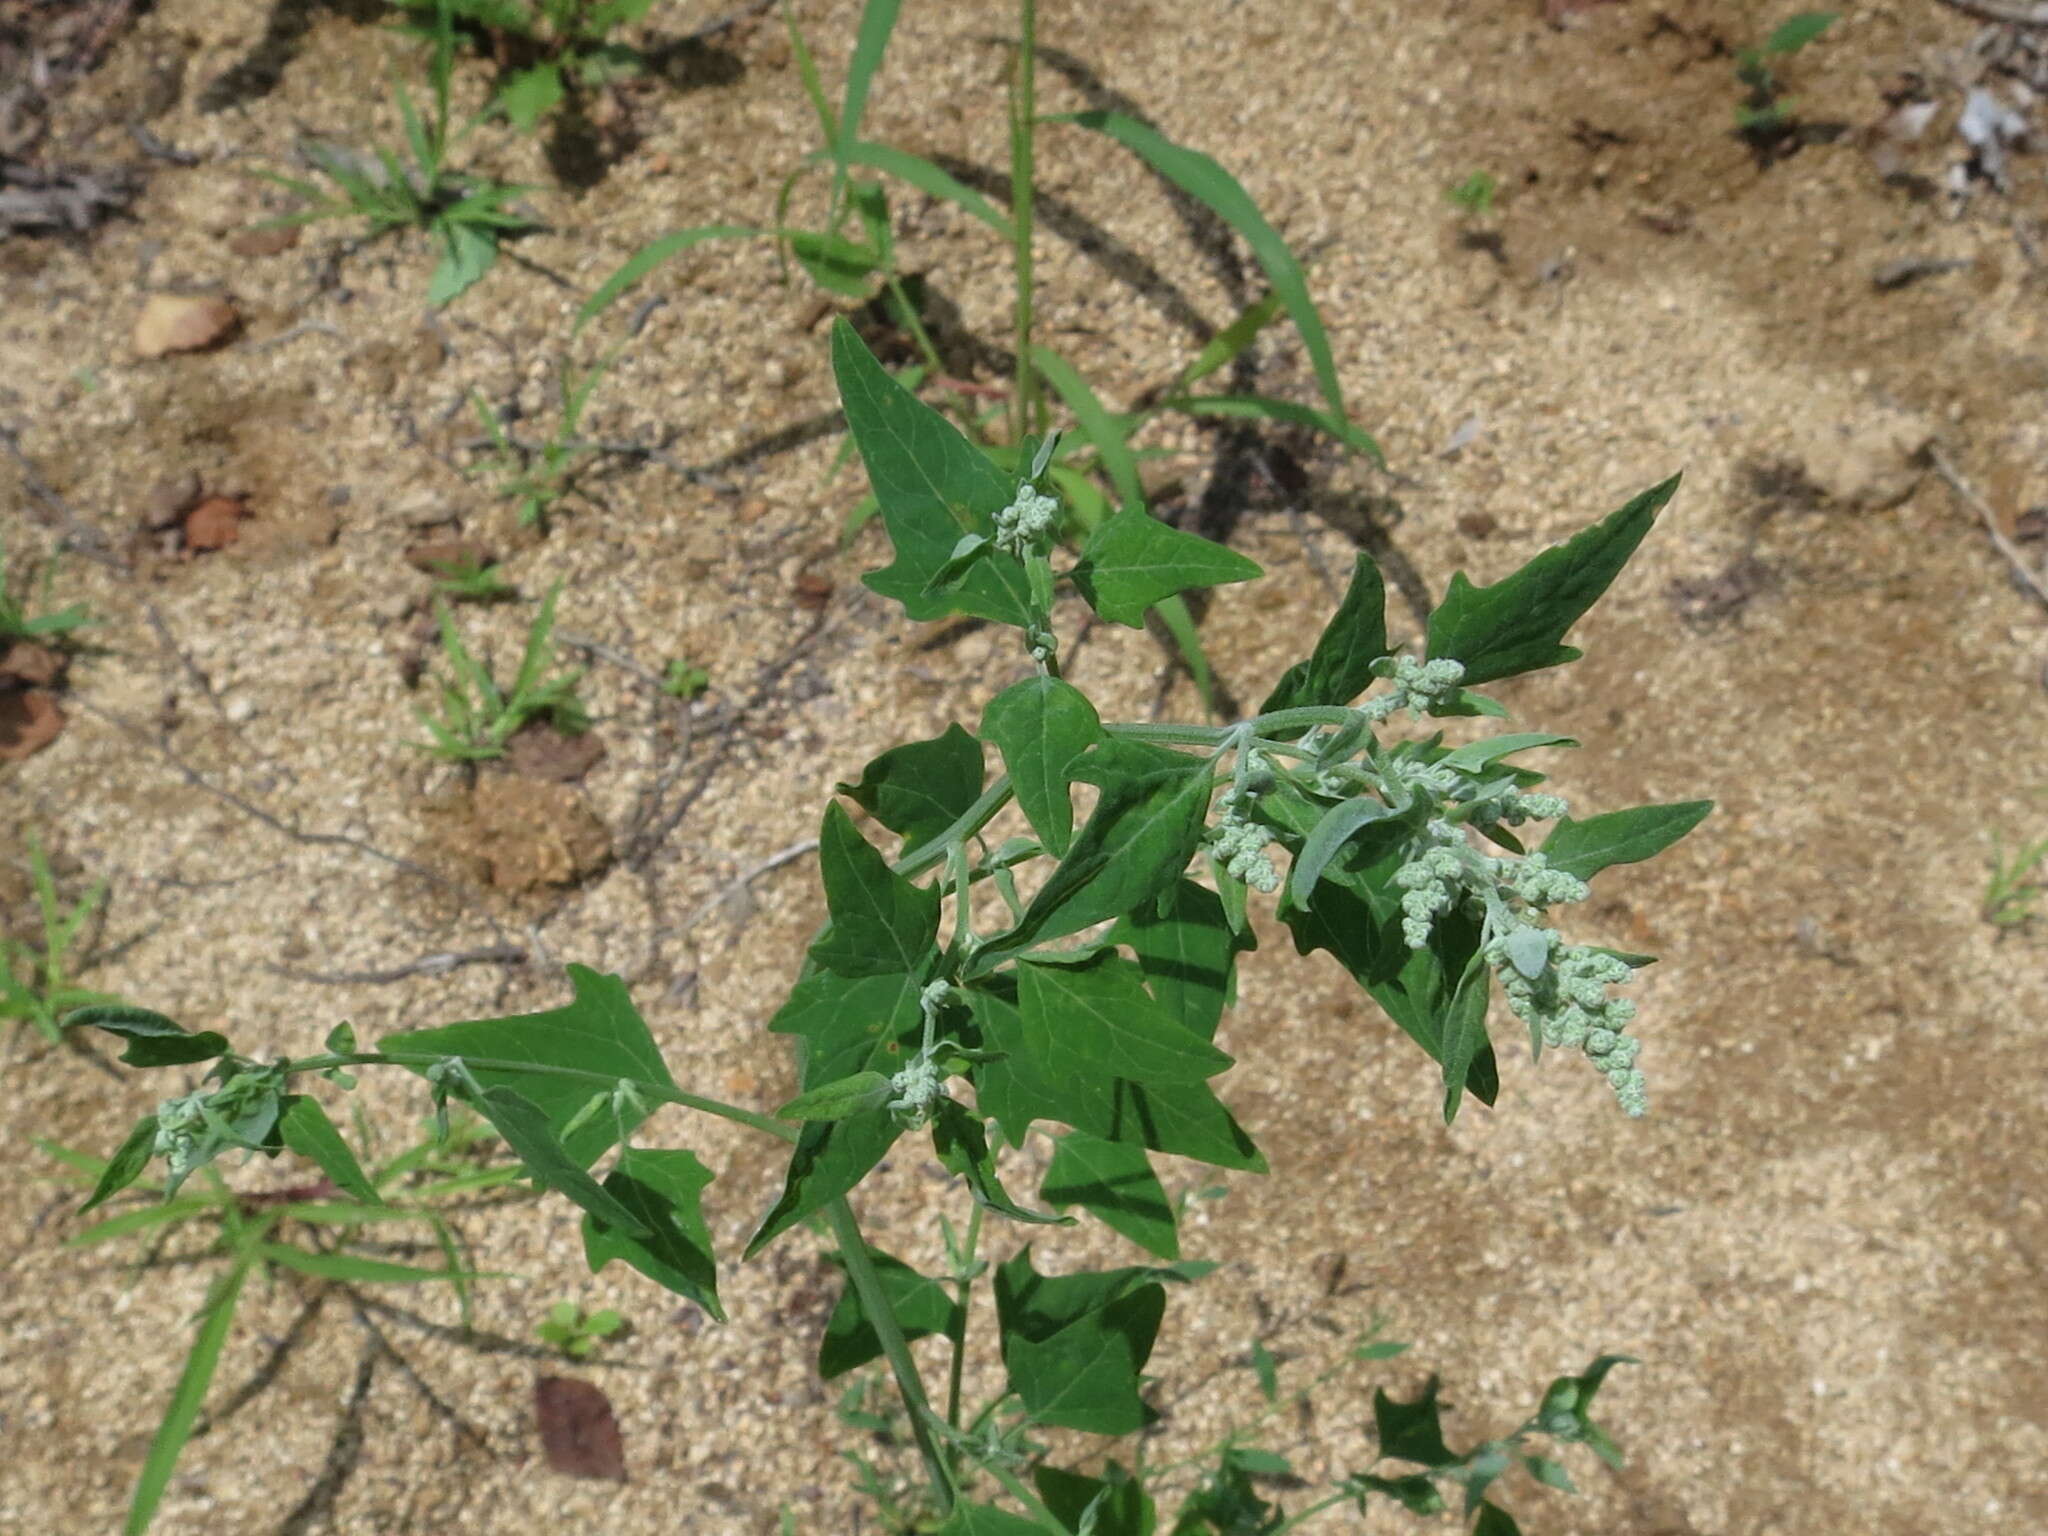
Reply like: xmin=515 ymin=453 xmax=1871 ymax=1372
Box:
xmin=535 ymin=1299 xmax=626 ymax=1358
xmin=0 ymin=529 xmax=95 ymax=646
xmin=412 ymin=582 xmax=590 ymax=760
xmin=425 ymin=551 xmax=518 ymax=604
xmin=1447 ymin=170 xmax=1500 ymax=218
xmin=1735 ymin=11 xmax=1837 ymax=137
xmin=660 ymin=660 xmax=710 ymax=700
xmin=250 ymin=0 xmax=533 ymax=306
xmin=2 ymin=836 xmax=121 ymax=1044
xmin=392 ymin=0 xmax=657 ymax=135
xmin=1985 ymin=821 xmax=2048 ymax=929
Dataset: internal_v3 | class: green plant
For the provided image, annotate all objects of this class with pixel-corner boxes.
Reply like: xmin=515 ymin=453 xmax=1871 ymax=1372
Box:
xmin=579 ymin=0 xmax=1382 ymax=710
xmin=70 ymin=316 xmax=1707 ymax=1535
xmin=468 ymin=355 xmax=613 ymax=529
xmin=659 ymin=658 xmax=709 ymax=700
xmin=1734 ymin=11 xmax=1837 ymax=139
xmin=1984 ymin=813 xmax=2048 ymax=928
xmin=0 ymin=528 xmax=95 ymax=645
xmin=425 ymin=550 xmax=519 ymax=603
xmin=412 ymin=581 xmax=589 ymax=759
xmin=253 ymin=0 xmax=534 ymax=307
xmin=2 ymin=836 xmax=121 ymax=1044
xmin=45 ymin=1091 xmax=517 ymax=1536
xmin=394 ymin=0 xmax=656 ymax=134
xmin=535 ymin=1298 xmax=626 ymax=1357
xmin=1446 ymin=171 xmax=1499 ymax=219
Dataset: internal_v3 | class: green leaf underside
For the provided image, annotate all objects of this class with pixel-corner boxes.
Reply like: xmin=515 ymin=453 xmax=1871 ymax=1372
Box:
xmin=1540 ymin=800 xmax=1713 ymax=881
xmin=1041 ymin=1132 xmax=1179 ymax=1259
xmin=1426 ymin=475 xmax=1681 ymax=686
xmin=1261 ymin=550 xmax=1390 ymax=716
xmin=383 ymin=964 xmax=675 ymax=1168
xmin=982 ymin=676 xmax=1103 ymax=857
xmin=1034 ymin=1463 xmax=1154 ymax=1536
xmin=469 ymin=1084 xmax=648 ymax=1236
xmin=995 ymin=1247 xmax=1167 ymax=1434
xmin=583 ymin=1146 xmax=723 ymax=1321
xmin=65 ymin=1004 xmax=228 ymax=1068
xmin=819 ymin=1248 xmax=961 ymax=1379
xmin=1070 ymin=505 xmax=1262 ymax=628
xmin=835 ymin=723 xmax=985 ymax=858
xmin=833 ymin=321 xmax=1035 ymax=625
xmin=277 ymin=1096 xmax=380 ymax=1205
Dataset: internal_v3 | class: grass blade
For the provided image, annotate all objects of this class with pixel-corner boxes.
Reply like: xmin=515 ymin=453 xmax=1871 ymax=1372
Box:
xmin=1160 ymin=392 xmax=1383 ymax=466
xmin=1177 ymin=289 xmax=1284 ymax=391
xmin=1028 ymin=343 xmax=1143 ymax=510
xmin=252 ymin=1243 xmax=481 ymax=1285
xmin=827 ymin=141 xmax=1013 ymax=239
xmin=575 ymin=224 xmax=758 ymax=334
xmin=830 ymin=0 xmax=905 ymax=221
xmin=125 ymin=1259 xmax=252 ymax=1536
xmin=1058 ymin=110 xmax=1355 ymax=440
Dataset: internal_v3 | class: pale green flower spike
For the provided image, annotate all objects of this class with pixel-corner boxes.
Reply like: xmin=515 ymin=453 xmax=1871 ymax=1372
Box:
xmin=1207 ymin=782 xmax=1281 ymax=892
xmin=1489 ymin=938 xmax=1648 ymax=1115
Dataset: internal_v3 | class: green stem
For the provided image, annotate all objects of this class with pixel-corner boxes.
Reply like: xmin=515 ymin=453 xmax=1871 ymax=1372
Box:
xmin=979 ymin=1458 xmax=1068 ymax=1534
xmin=1268 ymin=1490 xmax=1354 ymax=1534
xmin=826 ymin=1196 xmax=957 ymax=1514
xmin=944 ymin=1200 xmax=983 ymax=1430
xmin=1007 ymin=0 xmax=1039 ymax=444
xmin=1104 ymin=706 xmax=1359 ymax=748
xmin=299 ymin=1053 xmax=799 ymax=1144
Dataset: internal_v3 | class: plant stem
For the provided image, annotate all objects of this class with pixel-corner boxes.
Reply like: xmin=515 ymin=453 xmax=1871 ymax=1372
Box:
xmin=979 ymin=1458 xmax=1068 ymax=1533
xmin=304 ymin=1053 xmax=799 ymax=1144
xmin=1007 ymin=0 xmax=1039 ymax=444
xmin=944 ymin=1200 xmax=983 ymax=1430
xmin=826 ymin=1196 xmax=957 ymax=1514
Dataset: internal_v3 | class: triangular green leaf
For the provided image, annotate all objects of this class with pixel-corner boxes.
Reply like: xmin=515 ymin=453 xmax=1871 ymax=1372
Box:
xmin=1041 ymin=1132 xmax=1178 ymax=1258
xmin=835 ymin=723 xmax=985 ymax=857
xmin=1017 ymin=953 xmax=1233 ymax=1086
xmin=1070 ymin=505 xmax=1261 ymax=628
xmin=1540 ymin=801 xmax=1712 ymax=882
xmin=582 ymin=1146 xmax=723 ymax=1321
xmin=1425 ymin=475 xmax=1680 ymax=686
xmin=277 ymin=1095 xmax=380 ymax=1205
xmin=813 ymin=802 xmax=941 ymax=979
xmin=981 ymin=676 xmax=1103 ymax=857
xmin=833 ymin=320 xmax=1034 ymax=625
xmin=819 ymin=1248 xmax=960 ymax=1379
xmin=1261 ymin=550 xmax=1390 ymax=715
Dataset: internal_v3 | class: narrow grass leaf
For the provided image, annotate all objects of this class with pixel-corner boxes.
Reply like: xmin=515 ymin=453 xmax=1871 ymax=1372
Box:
xmin=253 ymin=1244 xmax=476 ymax=1284
xmin=1161 ymin=393 xmax=1383 ymax=464
xmin=1060 ymin=110 xmax=1351 ymax=430
xmin=1029 ymin=344 xmax=1142 ymax=510
xmin=125 ymin=1259 xmax=251 ymax=1536
xmin=575 ymin=225 xmax=759 ymax=334
xmin=277 ymin=1095 xmax=380 ymax=1205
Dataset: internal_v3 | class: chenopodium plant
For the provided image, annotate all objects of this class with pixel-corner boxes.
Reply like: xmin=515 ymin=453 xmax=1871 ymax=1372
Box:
xmin=393 ymin=0 xmax=655 ymax=134
xmin=70 ymin=323 xmax=1709 ymax=1534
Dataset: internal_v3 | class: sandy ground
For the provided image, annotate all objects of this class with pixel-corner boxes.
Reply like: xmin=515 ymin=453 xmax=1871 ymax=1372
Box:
xmin=4 ymin=0 xmax=2047 ymax=1532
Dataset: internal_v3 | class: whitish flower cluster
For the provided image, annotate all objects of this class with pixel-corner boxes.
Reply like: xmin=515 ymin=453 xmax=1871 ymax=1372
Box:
xmin=888 ymin=1053 xmax=947 ymax=1125
xmin=1487 ymin=936 xmax=1648 ymax=1116
xmin=1394 ymin=834 xmax=1588 ymax=952
xmin=1208 ymin=784 xmax=1281 ymax=892
xmin=1362 ymin=654 xmax=1469 ymax=722
xmin=994 ymin=485 xmax=1059 ymax=556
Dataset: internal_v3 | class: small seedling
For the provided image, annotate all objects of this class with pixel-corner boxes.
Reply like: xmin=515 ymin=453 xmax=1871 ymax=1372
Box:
xmin=45 ymin=1094 xmax=516 ymax=1536
xmin=425 ymin=551 xmax=517 ymax=603
xmin=659 ymin=659 xmax=709 ymax=700
xmin=2 ymin=837 xmax=121 ymax=1044
xmin=1735 ymin=11 xmax=1837 ymax=142
xmin=252 ymin=0 xmax=533 ymax=307
xmin=1984 ymin=819 xmax=2048 ymax=929
xmin=1446 ymin=170 xmax=1499 ymax=219
xmin=468 ymin=356 xmax=611 ymax=529
xmin=0 ymin=529 xmax=95 ymax=646
xmin=535 ymin=1299 xmax=625 ymax=1358
xmin=412 ymin=581 xmax=590 ymax=760
xmin=394 ymin=0 xmax=655 ymax=135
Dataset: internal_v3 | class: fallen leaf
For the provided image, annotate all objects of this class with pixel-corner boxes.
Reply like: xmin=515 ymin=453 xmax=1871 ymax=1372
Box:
xmin=182 ymin=495 xmax=247 ymax=552
xmin=502 ymin=722 xmax=605 ymax=783
xmin=0 ymin=642 xmax=66 ymax=688
xmin=225 ymin=226 xmax=301 ymax=257
xmin=133 ymin=293 xmax=239 ymax=358
xmin=534 ymin=1376 xmax=626 ymax=1482
xmin=404 ymin=538 xmax=494 ymax=574
xmin=792 ymin=570 xmax=833 ymax=611
xmin=0 ymin=688 xmax=65 ymax=761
